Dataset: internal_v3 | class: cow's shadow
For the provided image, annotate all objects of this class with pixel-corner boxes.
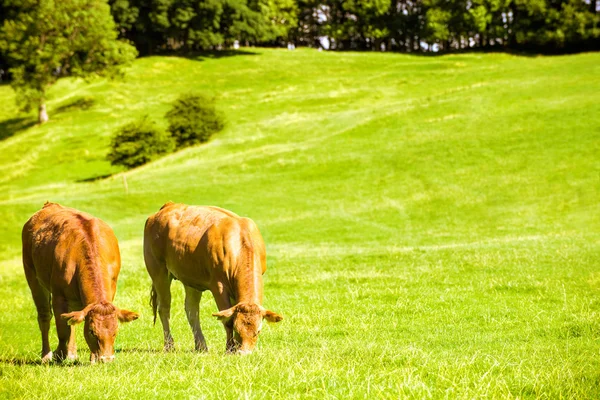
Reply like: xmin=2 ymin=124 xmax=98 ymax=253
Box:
xmin=116 ymin=347 xmax=162 ymax=354
xmin=117 ymin=347 xmax=212 ymax=354
xmin=0 ymin=347 xmax=187 ymax=366
xmin=0 ymin=356 xmax=83 ymax=367
xmin=0 ymin=357 xmax=40 ymax=366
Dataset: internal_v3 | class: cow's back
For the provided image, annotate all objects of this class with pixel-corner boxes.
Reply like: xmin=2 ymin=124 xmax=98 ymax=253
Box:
xmin=22 ymin=202 xmax=120 ymax=297
xmin=144 ymin=203 xmax=265 ymax=291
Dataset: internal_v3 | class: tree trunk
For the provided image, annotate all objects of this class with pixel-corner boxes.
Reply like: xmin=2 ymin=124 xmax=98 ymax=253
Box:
xmin=38 ymin=102 xmax=49 ymax=124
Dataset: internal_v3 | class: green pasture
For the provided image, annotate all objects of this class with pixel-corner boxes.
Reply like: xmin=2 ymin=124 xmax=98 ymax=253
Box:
xmin=0 ymin=48 xmax=599 ymax=398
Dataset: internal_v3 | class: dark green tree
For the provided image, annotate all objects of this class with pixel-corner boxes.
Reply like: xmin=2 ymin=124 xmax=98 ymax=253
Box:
xmin=291 ymin=0 xmax=598 ymax=52
xmin=166 ymin=93 xmax=225 ymax=148
xmin=254 ymin=0 xmax=299 ymax=43
xmin=108 ymin=0 xmax=297 ymax=53
xmin=0 ymin=0 xmax=137 ymax=123
xmin=0 ymin=0 xmax=21 ymax=80
xmin=383 ymin=0 xmax=427 ymax=51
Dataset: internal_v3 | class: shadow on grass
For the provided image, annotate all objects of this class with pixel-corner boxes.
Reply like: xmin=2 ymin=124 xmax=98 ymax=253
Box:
xmin=0 ymin=357 xmax=41 ymax=366
xmin=0 ymin=117 xmax=36 ymax=141
xmin=0 ymin=357 xmax=83 ymax=367
xmin=76 ymin=173 xmax=113 ymax=183
xmin=53 ymin=96 xmax=95 ymax=115
xmin=316 ymin=43 xmax=599 ymax=58
xmin=162 ymin=49 xmax=258 ymax=62
xmin=116 ymin=347 xmax=214 ymax=354
xmin=116 ymin=347 xmax=163 ymax=354
xmin=395 ymin=47 xmax=540 ymax=58
xmin=0 ymin=348 xmax=204 ymax=365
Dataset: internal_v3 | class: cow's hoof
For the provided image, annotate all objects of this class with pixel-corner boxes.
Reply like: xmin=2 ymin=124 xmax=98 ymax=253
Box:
xmin=163 ymin=344 xmax=175 ymax=352
xmin=61 ymin=353 xmax=78 ymax=364
xmin=53 ymin=349 xmax=68 ymax=363
xmin=195 ymin=344 xmax=208 ymax=353
xmin=41 ymin=351 xmax=53 ymax=364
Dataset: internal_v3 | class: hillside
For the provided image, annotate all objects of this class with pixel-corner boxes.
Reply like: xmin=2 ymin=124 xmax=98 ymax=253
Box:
xmin=0 ymin=49 xmax=599 ymax=398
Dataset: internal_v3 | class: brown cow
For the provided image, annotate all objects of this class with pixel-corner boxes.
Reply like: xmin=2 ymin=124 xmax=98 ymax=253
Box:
xmin=144 ymin=202 xmax=282 ymax=354
xmin=22 ymin=202 xmax=139 ymax=363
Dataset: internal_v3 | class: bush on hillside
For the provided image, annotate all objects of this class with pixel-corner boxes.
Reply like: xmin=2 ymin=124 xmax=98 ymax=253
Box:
xmin=107 ymin=117 xmax=174 ymax=169
xmin=166 ymin=93 xmax=225 ymax=149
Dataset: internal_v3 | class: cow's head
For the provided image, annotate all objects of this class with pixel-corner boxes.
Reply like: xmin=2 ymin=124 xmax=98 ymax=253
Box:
xmin=213 ymin=302 xmax=282 ymax=354
xmin=61 ymin=301 xmax=139 ymax=363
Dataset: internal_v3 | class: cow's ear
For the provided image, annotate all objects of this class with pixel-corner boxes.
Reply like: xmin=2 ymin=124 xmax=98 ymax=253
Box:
xmin=262 ymin=309 xmax=283 ymax=323
xmin=61 ymin=310 xmax=87 ymax=325
xmin=117 ymin=308 xmax=140 ymax=323
xmin=212 ymin=307 xmax=235 ymax=321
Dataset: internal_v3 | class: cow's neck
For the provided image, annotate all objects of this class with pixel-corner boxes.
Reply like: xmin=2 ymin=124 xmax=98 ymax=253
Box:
xmin=78 ymin=263 xmax=109 ymax=305
xmin=232 ymin=276 xmax=262 ymax=304
xmin=230 ymin=248 xmax=262 ymax=305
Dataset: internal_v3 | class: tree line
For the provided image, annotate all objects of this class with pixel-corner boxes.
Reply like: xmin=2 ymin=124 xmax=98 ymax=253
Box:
xmin=3 ymin=1 xmax=596 ymax=59
xmin=105 ymin=0 xmax=599 ymax=53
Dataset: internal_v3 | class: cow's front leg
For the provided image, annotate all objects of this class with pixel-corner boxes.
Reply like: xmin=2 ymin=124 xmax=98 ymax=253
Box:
xmin=184 ymin=286 xmax=208 ymax=352
xmin=212 ymin=287 xmax=235 ymax=353
xmin=52 ymin=295 xmax=71 ymax=362
xmin=224 ymin=321 xmax=236 ymax=353
xmin=66 ymin=321 xmax=77 ymax=361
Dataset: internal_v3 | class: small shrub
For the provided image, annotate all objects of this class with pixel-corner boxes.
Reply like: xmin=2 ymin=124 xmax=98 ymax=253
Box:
xmin=166 ymin=93 xmax=225 ymax=149
xmin=107 ymin=117 xmax=174 ymax=169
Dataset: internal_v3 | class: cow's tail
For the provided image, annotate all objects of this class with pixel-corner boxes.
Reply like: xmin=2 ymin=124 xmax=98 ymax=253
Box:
xmin=150 ymin=285 xmax=158 ymax=326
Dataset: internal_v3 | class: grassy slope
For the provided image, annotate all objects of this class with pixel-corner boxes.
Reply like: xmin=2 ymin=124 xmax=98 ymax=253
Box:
xmin=0 ymin=48 xmax=599 ymax=398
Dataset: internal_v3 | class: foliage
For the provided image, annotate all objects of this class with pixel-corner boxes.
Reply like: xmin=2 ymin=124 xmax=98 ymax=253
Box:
xmin=115 ymin=0 xmax=598 ymax=52
xmin=109 ymin=0 xmax=298 ymax=54
xmin=255 ymin=0 xmax=299 ymax=43
xmin=0 ymin=0 xmax=137 ymax=121
xmin=107 ymin=116 xmax=174 ymax=169
xmin=3 ymin=0 xmax=597 ymax=57
xmin=509 ymin=0 xmax=598 ymax=48
xmin=166 ymin=93 xmax=224 ymax=149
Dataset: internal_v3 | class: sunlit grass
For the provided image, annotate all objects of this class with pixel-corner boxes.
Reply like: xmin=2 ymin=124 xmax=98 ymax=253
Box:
xmin=0 ymin=48 xmax=599 ymax=398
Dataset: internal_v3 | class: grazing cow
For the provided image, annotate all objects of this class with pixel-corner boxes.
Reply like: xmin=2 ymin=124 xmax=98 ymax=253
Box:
xmin=144 ymin=202 xmax=282 ymax=354
xmin=22 ymin=202 xmax=139 ymax=363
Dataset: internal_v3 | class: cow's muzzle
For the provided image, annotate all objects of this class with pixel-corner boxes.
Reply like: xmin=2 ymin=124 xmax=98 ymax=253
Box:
xmin=99 ymin=355 xmax=115 ymax=363
xmin=91 ymin=354 xmax=116 ymax=364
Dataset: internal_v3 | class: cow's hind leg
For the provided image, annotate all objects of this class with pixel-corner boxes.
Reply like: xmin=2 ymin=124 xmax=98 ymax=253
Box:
xmin=145 ymin=251 xmax=174 ymax=351
xmin=184 ymin=286 xmax=208 ymax=352
xmin=153 ymin=273 xmax=174 ymax=351
xmin=23 ymin=264 xmax=53 ymax=363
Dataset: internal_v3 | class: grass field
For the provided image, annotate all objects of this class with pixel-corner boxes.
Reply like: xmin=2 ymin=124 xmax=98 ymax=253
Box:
xmin=0 ymin=48 xmax=599 ymax=398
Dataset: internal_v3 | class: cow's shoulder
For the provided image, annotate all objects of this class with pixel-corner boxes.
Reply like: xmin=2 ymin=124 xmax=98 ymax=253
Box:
xmin=160 ymin=201 xmax=175 ymax=210
xmin=206 ymin=206 xmax=240 ymax=219
xmin=46 ymin=206 xmax=113 ymax=241
xmin=24 ymin=204 xmax=114 ymax=251
xmin=147 ymin=202 xmax=185 ymax=226
xmin=24 ymin=202 xmax=65 ymax=230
